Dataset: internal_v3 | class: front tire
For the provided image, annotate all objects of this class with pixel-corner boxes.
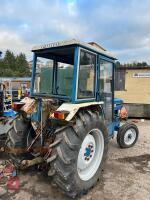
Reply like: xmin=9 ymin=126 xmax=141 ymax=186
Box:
xmin=117 ymin=122 xmax=139 ymax=148
xmin=49 ymin=109 xmax=108 ymax=198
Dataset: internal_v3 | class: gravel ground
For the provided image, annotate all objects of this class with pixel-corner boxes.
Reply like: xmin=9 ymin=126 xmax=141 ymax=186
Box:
xmin=0 ymin=120 xmax=150 ymax=200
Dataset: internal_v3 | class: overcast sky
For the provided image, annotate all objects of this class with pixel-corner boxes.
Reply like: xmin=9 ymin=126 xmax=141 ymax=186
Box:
xmin=0 ymin=0 xmax=150 ymax=63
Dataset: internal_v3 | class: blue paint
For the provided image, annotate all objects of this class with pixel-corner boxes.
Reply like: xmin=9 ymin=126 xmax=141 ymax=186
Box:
xmin=72 ymin=46 xmax=79 ymax=103
xmin=107 ymin=122 xmax=114 ymax=136
xmin=85 ymin=147 xmax=91 ymax=157
xmin=110 ymin=98 xmax=124 ymax=133
xmin=114 ymin=98 xmax=123 ymax=106
xmin=3 ymin=109 xmax=17 ymax=117
xmin=31 ymin=98 xmax=42 ymax=122
xmin=96 ymin=55 xmax=100 ymax=101
xmin=94 ymin=54 xmax=98 ymax=100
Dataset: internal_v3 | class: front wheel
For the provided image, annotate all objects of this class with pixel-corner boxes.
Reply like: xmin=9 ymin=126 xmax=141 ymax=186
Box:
xmin=117 ymin=122 xmax=139 ymax=148
xmin=48 ymin=109 xmax=108 ymax=198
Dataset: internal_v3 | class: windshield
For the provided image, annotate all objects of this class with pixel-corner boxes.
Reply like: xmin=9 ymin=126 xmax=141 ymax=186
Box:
xmin=33 ymin=48 xmax=74 ymax=97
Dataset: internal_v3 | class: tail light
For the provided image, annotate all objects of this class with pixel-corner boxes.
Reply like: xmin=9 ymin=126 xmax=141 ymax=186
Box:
xmin=12 ymin=102 xmax=25 ymax=111
xmin=53 ymin=111 xmax=68 ymax=120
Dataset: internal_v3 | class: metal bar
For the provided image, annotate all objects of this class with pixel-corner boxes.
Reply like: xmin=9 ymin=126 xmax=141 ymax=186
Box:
xmin=30 ymin=53 xmax=37 ymax=95
xmin=112 ymin=62 xmax=115 ymax=121
xmin=96 ymin=55 xmax=100 ymax=101
xmin=72 ymin=46 xmax=79 ymax=102
xmin=27 ymin=123 xmax=44 ymax=151
xmin=31 ymin=93 xmax=71 ymax=100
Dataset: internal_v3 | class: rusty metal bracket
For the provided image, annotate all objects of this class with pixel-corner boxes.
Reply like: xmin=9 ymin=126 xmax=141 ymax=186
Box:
xmin=21 ymin=157 xmax=44 ymax=169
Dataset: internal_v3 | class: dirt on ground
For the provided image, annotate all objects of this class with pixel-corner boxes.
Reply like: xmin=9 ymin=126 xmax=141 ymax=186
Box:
xmin=0 ymin=120 xmax=150 ymax=200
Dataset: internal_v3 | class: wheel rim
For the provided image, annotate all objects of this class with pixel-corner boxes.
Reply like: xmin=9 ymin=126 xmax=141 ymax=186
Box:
xmin=124 ymin=128 xmax=136 ymax=145
xmin=77 ymin=129 xmax=104 ymax=181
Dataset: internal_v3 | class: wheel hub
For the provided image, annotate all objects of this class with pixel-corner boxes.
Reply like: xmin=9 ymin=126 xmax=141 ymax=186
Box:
xmin=128 ymin=134 xmax=132 ymax=139
xmin=77 ymin=129 xmax=104 ymax=181
xmin=84 ymin=144 xmax=94 ymax=161
xmin=77 ymin=134 xmax=96 ymax=169
xmin=124 ymin=129 xmax=136 ymax=145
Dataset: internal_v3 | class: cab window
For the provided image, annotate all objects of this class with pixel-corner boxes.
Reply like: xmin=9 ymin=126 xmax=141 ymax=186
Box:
xmin=77 ymin=49 xmax=96 ymax=99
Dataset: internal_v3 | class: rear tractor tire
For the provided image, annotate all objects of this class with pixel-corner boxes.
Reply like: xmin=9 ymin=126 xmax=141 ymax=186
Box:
xmin=6 ymin=117 xmax=34 ymax=166
xmin=117 ymin=122 xmax=139 ymax=148
xmin=48 ymin=109 xmax=108 ymax=198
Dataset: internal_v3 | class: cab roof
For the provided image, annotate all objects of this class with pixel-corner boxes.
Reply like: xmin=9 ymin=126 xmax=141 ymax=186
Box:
xmin=32 ymin=39 xmax=116 ymax=60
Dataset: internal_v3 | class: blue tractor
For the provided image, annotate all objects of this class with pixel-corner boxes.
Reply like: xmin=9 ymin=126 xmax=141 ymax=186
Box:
xmin=6 ymin=40 xmax=139 ymax=197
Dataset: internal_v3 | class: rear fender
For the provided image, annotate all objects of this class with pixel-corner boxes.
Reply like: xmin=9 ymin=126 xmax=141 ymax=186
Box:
xmin=56 ymin=101 xmax=104 ymax=121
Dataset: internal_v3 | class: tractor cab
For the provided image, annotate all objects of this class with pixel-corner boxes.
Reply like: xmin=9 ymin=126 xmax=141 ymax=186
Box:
xmin=31 ymin=39 xmax=116 ymax=136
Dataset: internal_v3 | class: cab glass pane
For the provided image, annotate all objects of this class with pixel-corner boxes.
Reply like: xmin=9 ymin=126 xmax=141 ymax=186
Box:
xmin=77 ymin=49 xmax=96 ymax=99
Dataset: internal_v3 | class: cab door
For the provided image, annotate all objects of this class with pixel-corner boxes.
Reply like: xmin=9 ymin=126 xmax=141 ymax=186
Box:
xmin=99 ymin=59 xmax=114 ymax=129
